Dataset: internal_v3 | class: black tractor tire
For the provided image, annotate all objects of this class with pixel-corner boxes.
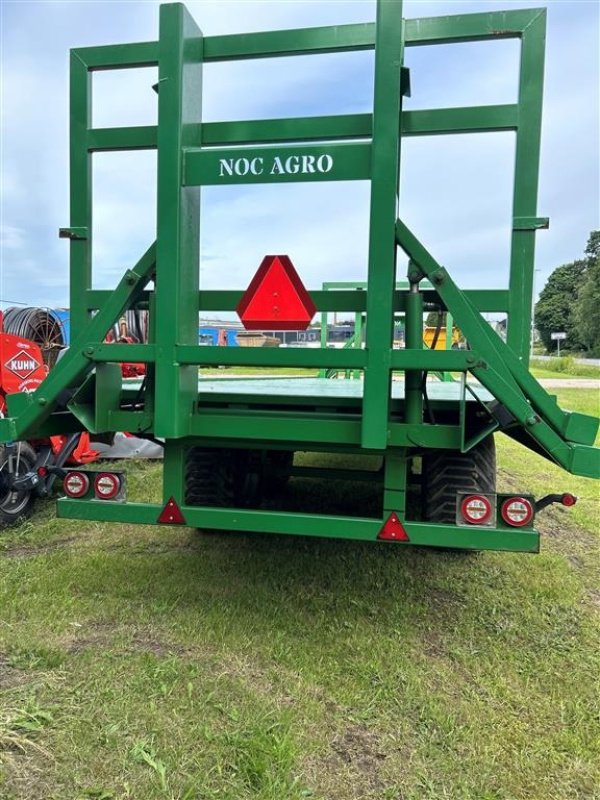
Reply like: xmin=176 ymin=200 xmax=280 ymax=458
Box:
xmin=185 ymin=447 xmax=262 ymax=509
xmin=422 ymin=436 xmax=496 ymax=524
xmin=0 ymin=442 xmax=37 ymax=528
xmin=263 ymin=450 xmax=294 ymax=498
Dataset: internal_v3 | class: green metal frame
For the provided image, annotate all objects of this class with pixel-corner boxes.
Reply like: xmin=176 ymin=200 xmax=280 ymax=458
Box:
xmin=1 ymin=1 xmax=598 ymax=550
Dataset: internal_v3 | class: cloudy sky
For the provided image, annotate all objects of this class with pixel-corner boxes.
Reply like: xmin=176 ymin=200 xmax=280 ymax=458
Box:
xmin=0 ymin=0 xmax=598 ymax=314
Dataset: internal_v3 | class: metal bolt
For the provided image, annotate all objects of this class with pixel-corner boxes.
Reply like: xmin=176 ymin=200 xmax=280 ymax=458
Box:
xmin=85 ymin=346 xmax=94 ymax=356
xmin=38 ymin=397 xmax=47 ymax=406
xmin=526 ymin=415 xmax=538 ymax=426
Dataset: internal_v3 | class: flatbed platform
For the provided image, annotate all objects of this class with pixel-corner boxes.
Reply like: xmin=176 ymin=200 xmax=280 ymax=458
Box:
xmin=124 ymin=376 xmax=494 ymax=407
xmin=196 ymin=377 xmax=493 ymax=402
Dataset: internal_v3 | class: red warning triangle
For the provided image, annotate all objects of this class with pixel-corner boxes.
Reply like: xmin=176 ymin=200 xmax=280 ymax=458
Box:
xmin=236 ymin=255 xmax=316 ymax=331
xmin=157 ymin=496 xmax=186 ymax=525
xmin=378 ymin=512 xmax=409 ymax=541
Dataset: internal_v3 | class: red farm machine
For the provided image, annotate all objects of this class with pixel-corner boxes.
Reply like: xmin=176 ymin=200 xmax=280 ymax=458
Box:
xmin=0 ymin=315 xmax=98 ymax=525
xmin=0 ymin=0 xmax=598 ymax=550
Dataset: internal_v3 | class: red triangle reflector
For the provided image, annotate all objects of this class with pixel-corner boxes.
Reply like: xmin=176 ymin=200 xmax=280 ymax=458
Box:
xmin=378 ymin=512 xmax=409 ymax=541
xmin=157 ymin=496 xmax=186 ymax=525
xmin=236 ymin=255 xmax=316 ymax=331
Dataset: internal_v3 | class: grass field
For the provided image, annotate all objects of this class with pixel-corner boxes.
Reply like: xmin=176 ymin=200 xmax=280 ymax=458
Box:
xmin=0 ymin=387 xmax=598 ymax=800
xmin=530 ymin=358 xmax=600 ymax=381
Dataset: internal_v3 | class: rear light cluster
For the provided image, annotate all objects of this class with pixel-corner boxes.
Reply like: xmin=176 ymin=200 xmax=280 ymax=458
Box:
xmin=457 ymin=493 xmax=536 ymax=529
xmin=460 ymin=494 xmax=493 ymax=526
xmin=63 ymin=470 xmax=125 ymax=501
xmin=500 ymin=496 xmax=534 ymax=527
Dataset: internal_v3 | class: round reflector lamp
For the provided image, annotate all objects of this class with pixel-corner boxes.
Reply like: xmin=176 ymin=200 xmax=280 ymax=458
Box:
xmin=94 ymin=472 xmax=121 ymax=500
xmin=460 ymin=494 xmax=492 ymax=525
xmin=500 ymin=497 xmax=534 ymax=527
xmin=64 ymin=471 xmax=90 ymax=499
xmin=561 ymin=493 xmax=576 ymax=507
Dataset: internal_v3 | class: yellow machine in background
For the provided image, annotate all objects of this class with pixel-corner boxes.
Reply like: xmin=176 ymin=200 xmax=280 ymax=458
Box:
xmin=423 ymin=326 xmax=461 ymax=350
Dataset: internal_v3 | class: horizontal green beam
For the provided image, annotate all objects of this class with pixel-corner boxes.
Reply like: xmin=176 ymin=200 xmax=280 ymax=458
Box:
xmin=84 ymin=288 xmax=509 ymax=314
xmin=178 ymin=345 xmax=365 ymax=369
xmin=57 ymin=498 xmax=539 ymax=552
xmin=403 ymin=105 xmax=518 ymax=135
xmin=199 ymin=9 xmax=541 ymax=64
xmin=202 ymin=114 xmax=370 ymax=146
xmin=70 ymin=8 xmax=541 ymax=75
xmin=189 ymin=411 xmax=463 ymax=449
xmin=404 ymin=8 xmax=544 ymax=45
xmin=390 ymin=350 xmax=479 ymax=370
xmin=183 ymin=142 xmax=371 ymax=186
xmin=72 ymin=41 xmax=159 ymax=70
xmin=195 ymin=289 xmax=508 ymax=313
xmin=85 ymin=105 xmax=519 ymax=154
xmin=203 ymin=22 xmax=375 ymax=61
xmin=86 ymin=344 xmax=156 ymax=363
xmin=88 ymin=126 xmax=158 ymax=151
xmin=87 ymin=342 xmax=480 ymax=373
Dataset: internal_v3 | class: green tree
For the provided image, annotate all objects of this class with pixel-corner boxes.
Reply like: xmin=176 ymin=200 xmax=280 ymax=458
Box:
xmin=574 ymin=231 xmax=600 ymax=353
xmin=535 ymin=260 xmax=586 ymax=352
xmin=534 ymin=231 xmax=600 ymax=353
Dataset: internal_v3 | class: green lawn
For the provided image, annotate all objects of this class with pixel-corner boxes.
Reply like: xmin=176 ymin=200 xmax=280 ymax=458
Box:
xmin=0 ymin=388 xmax=598 ymax=800
xmin=530 ymin=358 xmax=600 ymax=380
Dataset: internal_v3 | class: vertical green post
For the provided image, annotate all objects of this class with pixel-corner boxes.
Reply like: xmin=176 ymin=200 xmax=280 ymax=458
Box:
xmin=405 ymin=277 xmax=423 ymax=424
xmin=445 ymin=312 xmax=453 ymax=350
xmin=353 ymin=311 xmax=363 ymax=380
xmin=163 ymin=439 xmax=188 ymax=502
xmin=154 ymin=4 xmax=203 ymax=440
xmin=383 ymin=450 xmax=407 ymax=517
xmin=362 ymin=0 xmax=404 ymax=449
xmin=507 ymin=10 xmax=546 ymax=363
xmin=319 ymin=305 xmax=328 ymax=378
xmin=69 ymin=52 xmax=92 ymax=340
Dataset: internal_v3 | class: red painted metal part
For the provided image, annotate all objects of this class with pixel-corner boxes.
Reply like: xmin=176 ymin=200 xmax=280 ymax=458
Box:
xmin=236 ymin=255 xmax=317 ymax=330
xmin=0 ymin=333 xmax=47 ymax=412
xmin=378 ymin=512 xmax=410 ymax=541
xmin=157 ymin=496 xmax=186 ymax=524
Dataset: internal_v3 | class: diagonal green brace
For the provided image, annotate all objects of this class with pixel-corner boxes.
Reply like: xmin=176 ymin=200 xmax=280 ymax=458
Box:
xmin=394 ymin=219 xmax=599 ymax=478
xmin=2 ymin=243 xmax=156 ymax=441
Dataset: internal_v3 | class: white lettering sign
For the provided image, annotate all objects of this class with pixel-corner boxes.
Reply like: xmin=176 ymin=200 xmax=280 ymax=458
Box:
xmin=218 ymin=153 xmax=334 ymax=179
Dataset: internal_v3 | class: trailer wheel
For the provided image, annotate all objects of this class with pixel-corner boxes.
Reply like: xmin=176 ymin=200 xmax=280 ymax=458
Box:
xmin=185 ymin=447 xmax=261 ymax=510
xmin=0 ymin=442 xmax=37 ymax=528
xmin=263 ymin=450 xmax=294 ymax=497
xmin=422 ymin=436 xmax=496 ymax=524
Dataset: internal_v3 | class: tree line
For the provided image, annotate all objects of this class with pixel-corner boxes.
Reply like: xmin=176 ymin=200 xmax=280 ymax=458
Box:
xmin=535 ymin=231 xmax=600 ymax=356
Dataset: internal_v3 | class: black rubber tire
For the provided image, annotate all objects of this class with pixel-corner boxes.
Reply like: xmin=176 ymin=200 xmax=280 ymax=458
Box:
xmin=0 ymin=442 xmax=37 ymax=528
xmin=422 ymin=436 xmax=496 ymax=524
xmin=185 ymin=447 xmax=262 ymax=509
xmin=185 ymin=447 xmax=235 ymax=508
xmin=263 ymin=450 xmax=294 ymax=497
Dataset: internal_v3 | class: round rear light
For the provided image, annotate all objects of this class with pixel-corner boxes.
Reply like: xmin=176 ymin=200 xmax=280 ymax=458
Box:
xmin=500 ymin=497 xmax=534 ymax=527
xmin=460 ymin=494 xmax=492 ymax=525
xmin=561 ymin=493 xmax=577 ymax=507
xmin=94 ymin=472 xmax=121 ymax=500
xmin=64 ymin=470 xmax=90 ymax=499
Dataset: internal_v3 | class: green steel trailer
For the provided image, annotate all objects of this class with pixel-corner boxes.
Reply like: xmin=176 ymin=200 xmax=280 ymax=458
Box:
xmin=0 ymin=0 xmax=598 ymax=551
